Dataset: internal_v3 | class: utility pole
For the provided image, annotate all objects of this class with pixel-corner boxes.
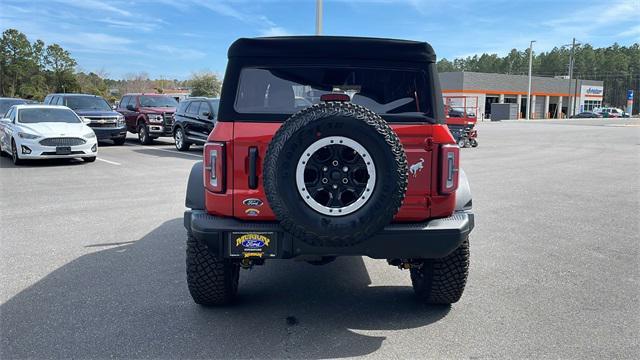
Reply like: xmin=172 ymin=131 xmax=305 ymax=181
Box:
xmin=315 ymin=0 xmax=323 ymax=35
xmin=526 ymin=40 xmax=536 ymax=121
xmin=567 ymin=37 xmax=577 ymax=118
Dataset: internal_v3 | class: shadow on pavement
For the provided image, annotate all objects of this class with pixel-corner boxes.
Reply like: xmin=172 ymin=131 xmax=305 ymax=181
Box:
xmin=1 ymin=218 xmax=449 ymax=359
xmin=131 ymin=147 xmax=203 ymax=159
xmin=0 ymin=155 xmax=88 ymax=168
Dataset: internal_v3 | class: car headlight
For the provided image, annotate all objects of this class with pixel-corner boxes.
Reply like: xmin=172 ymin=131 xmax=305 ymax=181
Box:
xmin=117 ymin=115 xmax=125 ymax=127
xmin=147 ymin=114 xmax=163 ymax=123
xmin=18 ymin=132 xmax=40 ymax=139
xmin=81 ymin=116 xmax=93 ymax=124
xmin=84 ymin=131 xmax=96 ymax=138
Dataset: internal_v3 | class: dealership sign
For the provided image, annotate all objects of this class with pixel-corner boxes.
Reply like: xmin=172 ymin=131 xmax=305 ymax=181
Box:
xmin=585 ymin=87 xmax=603 ymax=95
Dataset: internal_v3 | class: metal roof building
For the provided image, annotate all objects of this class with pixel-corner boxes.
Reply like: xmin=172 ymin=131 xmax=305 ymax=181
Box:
xmin=439 ymin=71 xmax=604 ymax=120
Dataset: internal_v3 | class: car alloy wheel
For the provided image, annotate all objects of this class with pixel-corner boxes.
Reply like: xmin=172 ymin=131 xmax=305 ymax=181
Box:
xmin=296 ymin=136 xmax=376 ymax=216
xmin=175 ymin=129 xmax=184 ymax=149
xmin=138 ymin=125 xmax=147 ymax=143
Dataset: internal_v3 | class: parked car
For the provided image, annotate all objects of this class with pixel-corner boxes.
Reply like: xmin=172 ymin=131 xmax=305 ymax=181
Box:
xmin=597 ymin=107 xmax=625 ymax=118
xmin=183 ymin=36 xmax=474 ymax=306
xmin=0 ymin=105 xmax=98 ymax=165
xmin=0 ymin=97 xmax=27 ymax=116
xmin=44 ymin=93 xmax=127 ymax=145
xmin=172 ymin=97 xmax=219 ymax=151
xmin=570 ymin=111 xmax=603 ymax=118
xmin=116 ymin=93 xmax=178 ymax=144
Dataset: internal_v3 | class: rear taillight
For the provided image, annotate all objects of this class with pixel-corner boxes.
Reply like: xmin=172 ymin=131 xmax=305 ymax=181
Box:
xmin=439 ymin=144 xmax=459 ymax=194
xmin=204 ymin=142 xmax=225 ymax=193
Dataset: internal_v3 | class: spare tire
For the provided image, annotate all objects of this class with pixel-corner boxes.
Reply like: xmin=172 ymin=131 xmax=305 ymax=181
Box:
xmin=264 ymin=102 xmax=408 ymax=247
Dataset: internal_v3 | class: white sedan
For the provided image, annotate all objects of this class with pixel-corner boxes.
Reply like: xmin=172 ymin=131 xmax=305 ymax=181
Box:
xmin=0 ymin=105 xmax=98 ymax=165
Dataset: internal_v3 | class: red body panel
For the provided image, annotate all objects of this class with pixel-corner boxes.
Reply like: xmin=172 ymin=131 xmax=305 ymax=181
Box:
xmin=205 ymin=121 xmax=457 ymax=222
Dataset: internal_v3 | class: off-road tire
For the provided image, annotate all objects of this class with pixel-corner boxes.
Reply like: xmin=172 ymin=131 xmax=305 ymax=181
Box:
xmin=84 ymin=156 xmax=96 ymax=163
xmin=470 ymin=139 xmax=478 ymax=148
xmin=186 ymin=234 xmax=239 ymax=306
xmin=113 ymin=136 xmax=126 ymax=145
xmin=410 ymin=237 xmax=470 ymax=304
xmin=264 ymin=102 xmax=408 ymax=247
xmin=138 ymin=123 xmax=153 ymax=145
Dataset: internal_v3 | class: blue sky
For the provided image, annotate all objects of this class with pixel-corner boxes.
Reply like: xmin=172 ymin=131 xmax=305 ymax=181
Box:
xmin=1 ymin=0 xmax=639 ymax=79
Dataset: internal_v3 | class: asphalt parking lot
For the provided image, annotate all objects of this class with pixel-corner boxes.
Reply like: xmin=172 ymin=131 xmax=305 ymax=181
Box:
xmin=1 ymin=118 xmax=638 ymax=359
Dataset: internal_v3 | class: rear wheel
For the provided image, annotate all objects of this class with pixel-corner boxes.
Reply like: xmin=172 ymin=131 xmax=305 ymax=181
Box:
xmin=174 ymin=127 xmax=191 ymax=151
xmin=470 ymin=139 xmax=478 ymax=148
xmin=138 ymin=123 xmax=153 ymax=145
xmin=186 ymin=234 xmax=240 ymax=306
xmin=11 ymin=139 xmax=23 ymax=165
xmin=410 ymin=238 xmax=469 ymax=304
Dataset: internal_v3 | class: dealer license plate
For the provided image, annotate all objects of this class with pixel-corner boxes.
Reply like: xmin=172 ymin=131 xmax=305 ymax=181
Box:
xmin=228 ymin=232 xmax=277 ymax=258
xmin=56 ymin=146 xmax=71 ymax=155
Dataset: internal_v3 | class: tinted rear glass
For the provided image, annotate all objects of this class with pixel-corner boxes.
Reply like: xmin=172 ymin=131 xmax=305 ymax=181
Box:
xmin=64 ymin=96 xmax=111 ymax=111
xmin=234 ymin=67 xmax=432 ymax=118
xmin=18 ymin=108 xmax=81 ymax=123
xmin=0 ymin=99 xmax=27 ymax=115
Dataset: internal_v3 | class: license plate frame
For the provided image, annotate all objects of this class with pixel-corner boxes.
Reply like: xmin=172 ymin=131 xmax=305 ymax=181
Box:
xmin=56 ymin=146 xmax=71 ymax=155
xmin=228 ymin=231 xmax=277 ymax=258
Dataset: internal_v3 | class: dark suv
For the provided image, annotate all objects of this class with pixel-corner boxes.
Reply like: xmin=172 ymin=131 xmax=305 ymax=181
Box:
xmin=116 ymin=93 xmax=178 ymax=144
xmin=43 ymin=93 xmax=127 ymax=145
xmin=183 ymin=36 xmax=474 ymax=306
xmin=172 ymin=97 xmax=219 ymax=151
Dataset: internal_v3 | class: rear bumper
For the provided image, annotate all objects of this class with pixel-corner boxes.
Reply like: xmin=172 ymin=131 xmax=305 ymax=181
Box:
xmin=184 ymin=210 xmax=474 ymax=259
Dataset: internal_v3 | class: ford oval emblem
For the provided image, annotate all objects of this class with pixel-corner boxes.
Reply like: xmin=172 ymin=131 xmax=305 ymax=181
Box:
xmin=243 ymin=198 xmax=263 ymax=207
xmin=241 ymin=239 xmax=265 ymax=248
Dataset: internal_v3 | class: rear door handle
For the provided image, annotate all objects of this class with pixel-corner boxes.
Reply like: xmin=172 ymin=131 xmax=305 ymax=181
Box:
xmin=248 ymin=147 xmax=258 ymax=189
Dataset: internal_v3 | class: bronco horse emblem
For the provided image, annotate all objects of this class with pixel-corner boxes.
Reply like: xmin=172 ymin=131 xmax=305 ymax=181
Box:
xmin=409 ymin=158 xmax=425 ymax=177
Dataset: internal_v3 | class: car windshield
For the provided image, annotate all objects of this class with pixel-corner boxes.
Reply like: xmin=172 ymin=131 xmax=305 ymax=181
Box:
xmin=1 ymin=99 xmax=27 ymax=115
xmin=235 ymin=66 xmax=432 ymax=118
xmin=140 ymin=96 xmax=178 ymax=107
xmin=64 ymin=96 xmax=111 ymax=111
xmin=18 ymin=108 xmax=81 ymax=124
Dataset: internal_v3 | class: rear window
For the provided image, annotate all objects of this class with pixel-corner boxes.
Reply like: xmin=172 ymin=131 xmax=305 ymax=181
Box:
xmin=234 ymin=67 xmax=432 ymax=119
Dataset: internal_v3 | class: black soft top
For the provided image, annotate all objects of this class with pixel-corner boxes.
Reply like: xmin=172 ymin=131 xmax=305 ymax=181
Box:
xmin=228 ymin=36 xmax=436 ymax=63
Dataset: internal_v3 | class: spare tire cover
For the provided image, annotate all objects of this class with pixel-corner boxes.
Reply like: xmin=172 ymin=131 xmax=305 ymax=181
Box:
xmin=264 ymin=102 xmax=408 ymax=247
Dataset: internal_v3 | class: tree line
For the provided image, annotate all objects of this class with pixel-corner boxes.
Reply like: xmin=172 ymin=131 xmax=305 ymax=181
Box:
xmin=437 ymin=43 xmax=640 ymax=112
xmin=0 ymin=29 xmax=221 ymax=103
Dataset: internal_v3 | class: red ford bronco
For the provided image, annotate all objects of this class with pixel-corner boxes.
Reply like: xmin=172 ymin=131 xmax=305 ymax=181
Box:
xmin=183 ymin=36 xmax=474 ymax=305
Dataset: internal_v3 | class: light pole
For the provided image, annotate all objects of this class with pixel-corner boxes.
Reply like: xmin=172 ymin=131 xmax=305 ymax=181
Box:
xmin=315 ymin=0 xmax=323 ymax=35
xmin=526 ymin=40 xmax=536 ymax=120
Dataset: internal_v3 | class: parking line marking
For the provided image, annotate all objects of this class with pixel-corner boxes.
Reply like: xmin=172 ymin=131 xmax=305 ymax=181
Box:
xmin=124 ymin=143 xmax=203 ymax=157
xmin=97 ymin=158 xmax=121 ymax=165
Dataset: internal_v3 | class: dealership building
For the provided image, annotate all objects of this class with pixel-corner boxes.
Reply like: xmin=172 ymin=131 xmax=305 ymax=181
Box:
xmin=439 ymin=72 xmax=604 ymax=120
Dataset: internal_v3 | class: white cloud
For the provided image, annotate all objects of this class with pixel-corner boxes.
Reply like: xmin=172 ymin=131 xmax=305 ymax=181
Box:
xmin=259 ymin=26 xmax=290 ymax=37
xmin=99 ymin=18 xmax=162 ymax=32
xmin=148 ymin=45 xmax=206 ymax=59
xmin=617 ymin=24 xmax=640 ymax=40
xmin=54 ymin=0 xmax=131 ymax=17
